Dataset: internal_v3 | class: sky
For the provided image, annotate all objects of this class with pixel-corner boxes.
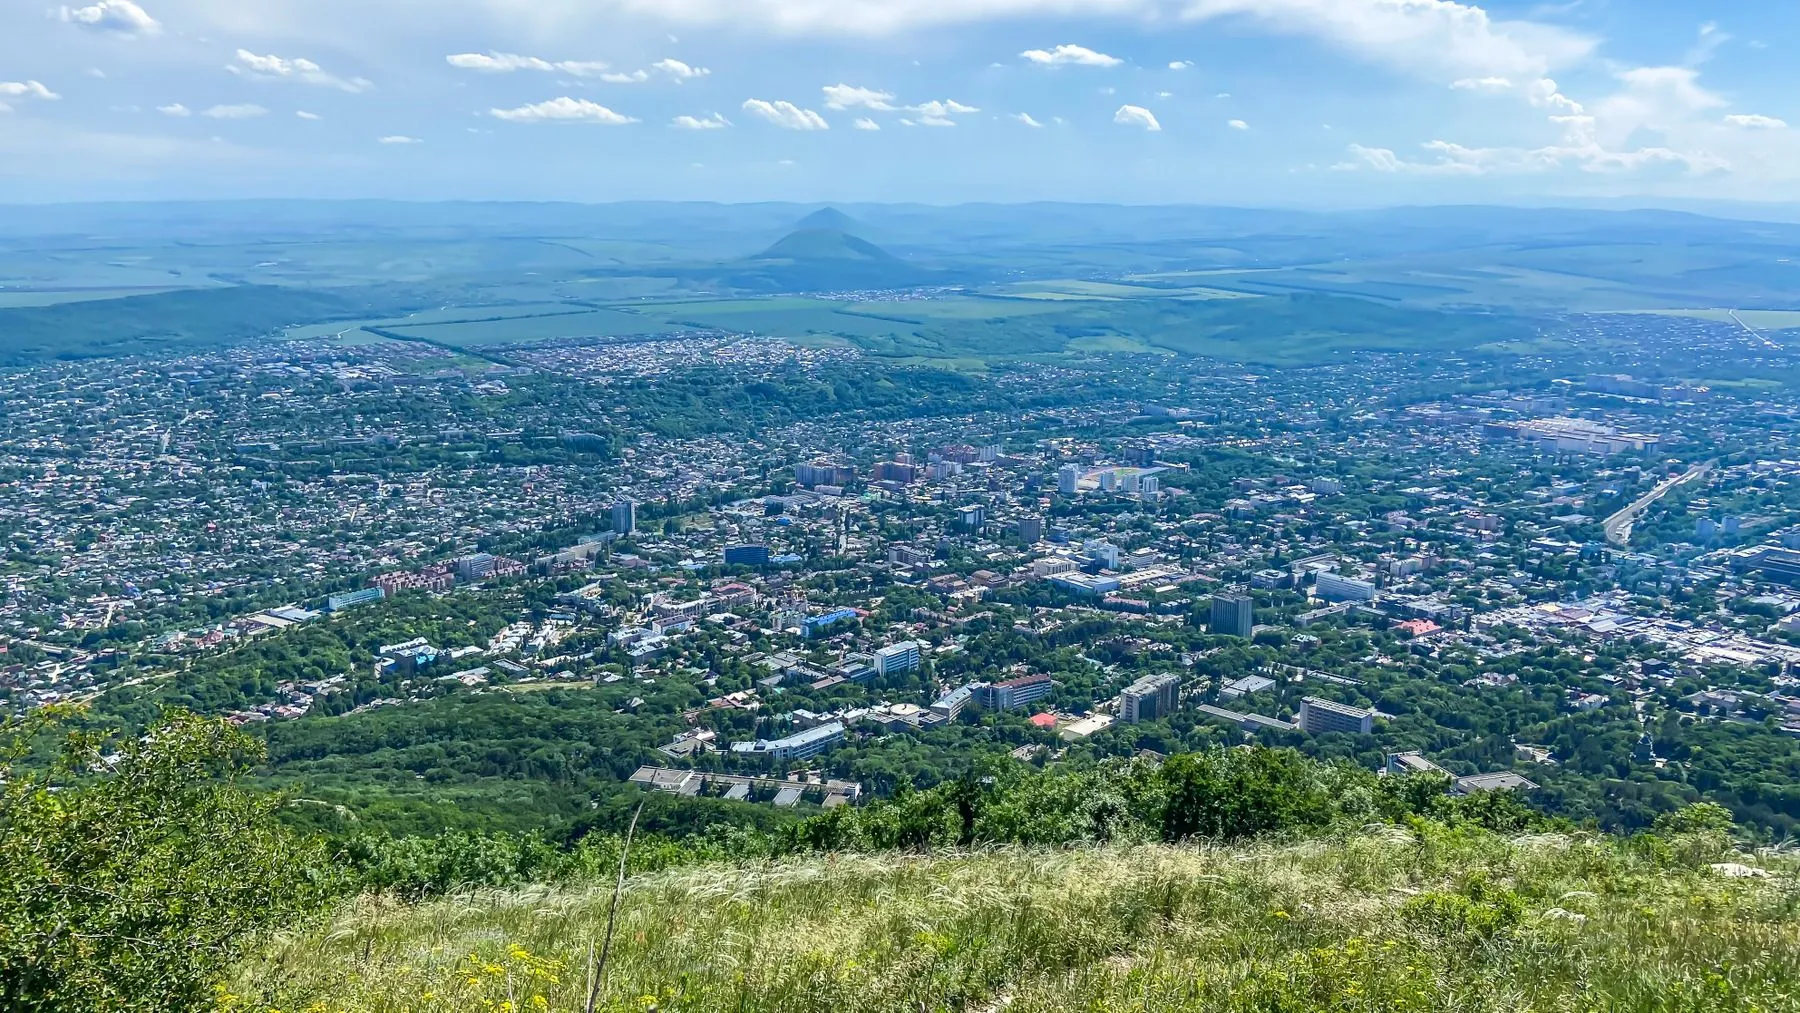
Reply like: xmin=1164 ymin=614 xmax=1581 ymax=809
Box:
xmin=1 ymin=0 xmax=1797 ymax=206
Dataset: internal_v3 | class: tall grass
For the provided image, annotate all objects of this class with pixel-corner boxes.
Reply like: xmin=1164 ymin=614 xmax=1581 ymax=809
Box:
xmin=232 ymin=823 xmax=1800 ymax=1012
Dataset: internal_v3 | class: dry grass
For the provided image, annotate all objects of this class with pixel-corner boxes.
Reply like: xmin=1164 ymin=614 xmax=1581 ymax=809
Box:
xmin=232 ymin=826 xmax=1800 ymax=1012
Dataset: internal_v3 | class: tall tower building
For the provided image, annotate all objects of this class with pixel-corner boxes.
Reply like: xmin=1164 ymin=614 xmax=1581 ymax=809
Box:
xmin=1210 ymin=592 xmax=1255 ymax=638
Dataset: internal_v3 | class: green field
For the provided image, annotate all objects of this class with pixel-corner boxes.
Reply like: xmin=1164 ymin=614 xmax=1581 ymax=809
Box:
xmin=1632 ymin=308 xmax=1800 ymax=330
xmin=0 ymin=287 xmax=192 ymax=308
xmin=1000 ymin=279 xmax=1259 ymax=301
xmin=378 ymin=308 xmax=674 ymax=345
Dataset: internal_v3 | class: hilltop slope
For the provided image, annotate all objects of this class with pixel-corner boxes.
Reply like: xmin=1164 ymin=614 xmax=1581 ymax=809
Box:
xmin=237 ymin=828 xmax=1798 ymax=1012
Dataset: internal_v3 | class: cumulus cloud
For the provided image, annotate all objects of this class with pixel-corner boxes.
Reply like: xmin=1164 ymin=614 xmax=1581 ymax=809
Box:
xmin=1014 ymin=112 xmax=1044 ymax=127
xmin=672 ymin=112 xmax=730 ymax=129
xmin=156 ymin=102 xmax=189 ymax=116
xmin=909 ymin=99 xmax=979 ymax=126
xmin=1228 ymin=118 xmax=1248 ymax=130
xmin=202 ymin=103 xmax=268 ymax=119
xmin=1182 ymin=0 xmax=1595 ymax=82
xmin=653 ymin=58 xmax=710 ymax=80
xmin=601 ymin=70 xmax=651 ymax=83
xmin=446 ymin=52 xmax=610 ymax=76
xmin=231 ymin=50 xmax=371 ymax=93
xmin=447 ymin=52 xmax=558 ymax=72
xmin=852 ymin=117 xmax=881 ymax=131
xmin=295 ymin=110 xmax=321 ymax=120
xmin=742 ymin=98 xmax=829 ymax=130
xmin=1724 ymin=113 xmax=1787 ymax=129
xmin=490 ymin=97 xmax=639 ymax=124
xmin=1114 ymin=104 xmax=1160 ymax=131
xmin=0 ymin=81 xmax=60 ymax=104
xmin=1022 ymin=44 xmax=1122 ymax=67
xmin=56 ymin=0 xmax=159 ymax=35
xmin=378 ymin=135 xmax=422 ymax=144
xmin=823 ymin=84 xmax=898 ymax=111
xmin=1169 ymin=60 xmax=1193 ymax=70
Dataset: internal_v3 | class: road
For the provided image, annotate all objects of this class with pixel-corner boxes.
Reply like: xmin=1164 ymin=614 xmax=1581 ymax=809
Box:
xmin=1728 ymin=310 xmax=1781 ymax=350
xmin=1603 ymin=460 xmax=1714 ymax=547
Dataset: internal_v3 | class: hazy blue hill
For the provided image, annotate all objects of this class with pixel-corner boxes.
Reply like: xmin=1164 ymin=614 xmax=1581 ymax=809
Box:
xmin=755 ymin=228 xmax=898 ymax=263
xmin=0 ymin=286 xmax=383 ymax=365
xmin=793 ymin=207 xmax=863 ymax=234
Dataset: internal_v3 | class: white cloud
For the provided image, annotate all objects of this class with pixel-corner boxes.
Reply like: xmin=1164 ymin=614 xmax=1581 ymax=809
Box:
xmin=910 ymin=99 xmax=979 ymax=126
xmin=231 ymin=50 xmax=371 ymax=93
xmin=742 ymin=98 xmax=829 ymax=130
xmin=295 ymin=110 xmax=320 ymax=120
xmin=1452 ymin=76 xmax=1512 ymax=92
xmin=1022 ymin=44 xmax=1122 ymax=67
xmin=378 ymin=135 xmax=422 ymax=144
xmin=852 ymin=117 xmax=881 ymax=131
xmin=601 ymin=70 xmax=651 ymax=83
xmin=1181 ymin=0 xmax=1596 ymax=82
xmin=1014 ymin=112 xmax=1044 ymax=127
xmin=1685 ymin=20 xmax=1729 ymax=66
xmin=490 ymin=97 xmax=639 ymax=124
xmin=823 ymin=84 xmax=898 ymax=111
xmin=0 ymin=81 xmax=60 ymax=101
xmin=653 ymin=59 xmax=710 ymax=80
xmin=1724 ymin=113 xmax=1787 ymax=130
xmin=156 ymin=102 xmax=189 ymax=116
xmin=55 ymin=0 xmax=159 ymax=35
xmin=202 ymin=104 xmax=268 ymax=119
xmin=448 ymin=52 xmax=549 ymax=72
xmin=1169 ymin=60 xmax=1193 ymax=70
xmin=671 ymin=112 xmax=730 ymax=129
xmin=1335 ymin=135 xmax=1723 ymax=177
xmin=447 ymin=52 xmax=616 ymax=76
xmin=1114 ymin=104 xmax=1160 ymax=131
xmin=1228 ymin=118 xmax=1248 ymax=130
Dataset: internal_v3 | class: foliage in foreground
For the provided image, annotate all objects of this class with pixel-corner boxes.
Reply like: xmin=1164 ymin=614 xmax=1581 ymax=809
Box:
xmin=0 ymin=709 xmax=327 ymax=1012
xmin=240 ymin=823 xmax=1800 ymax=1013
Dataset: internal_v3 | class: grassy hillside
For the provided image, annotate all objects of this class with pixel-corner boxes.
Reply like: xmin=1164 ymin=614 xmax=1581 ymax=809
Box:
xmin=237 ymin=828 xmax=1799 ymax=1012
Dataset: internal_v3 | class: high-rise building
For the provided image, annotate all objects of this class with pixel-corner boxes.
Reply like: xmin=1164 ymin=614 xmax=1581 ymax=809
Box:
xmin=1120 ymin=673 xmax=1181 ymax=723
xmin=796 ymin=460 xmax=856 ymax=487
xmin=1017 ymin=515 xmax=1044 ymax=544
xmin=959 ymin=505 xmax=986 ymax=530
xmin=1210 ymin=592 xmax=1255 ymax=638
xmin=1058 ymin=464 xmax=1081 ymax=496
xmin=454 ymin=553 xmax=498 ymax=582
xmin=612 ymin=498 xmax=637 ymax=536
xmin=723 ymin=544 xmax=771 ymax=567
xmin=873 ymin=640 xmax=924 ymax=676
xmin=1298 ymin=696 xmax=1375 ymax=736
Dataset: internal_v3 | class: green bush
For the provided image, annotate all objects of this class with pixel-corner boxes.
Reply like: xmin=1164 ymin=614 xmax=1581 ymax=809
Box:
xmin=0 ymin=708 xmax=329 ymax=1011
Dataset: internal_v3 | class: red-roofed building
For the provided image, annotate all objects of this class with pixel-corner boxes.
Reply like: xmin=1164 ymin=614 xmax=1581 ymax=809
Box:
xmin=1395 ymin=619 xmax=1441 ymax=638
xmin=1029 ymin=712 xmax=1059 ymax=730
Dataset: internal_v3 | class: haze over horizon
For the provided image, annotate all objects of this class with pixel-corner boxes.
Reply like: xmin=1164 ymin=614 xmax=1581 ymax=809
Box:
xmin=2 ymin=0 xmax=1798 ymax=207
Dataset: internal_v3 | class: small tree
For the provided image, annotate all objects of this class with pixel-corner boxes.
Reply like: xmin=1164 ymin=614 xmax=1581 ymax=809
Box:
xmin=0 ymin=707 xmax=329 ymax=1011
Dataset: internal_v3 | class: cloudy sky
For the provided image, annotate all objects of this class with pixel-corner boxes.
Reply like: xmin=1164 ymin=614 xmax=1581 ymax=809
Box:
xmin=2 ymin=0 xmax=1797 ymax=206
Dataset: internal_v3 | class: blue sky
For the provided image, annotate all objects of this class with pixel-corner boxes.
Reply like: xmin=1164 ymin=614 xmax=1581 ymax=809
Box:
xmin=1 ymin=0 xmax=1796 ymax=206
